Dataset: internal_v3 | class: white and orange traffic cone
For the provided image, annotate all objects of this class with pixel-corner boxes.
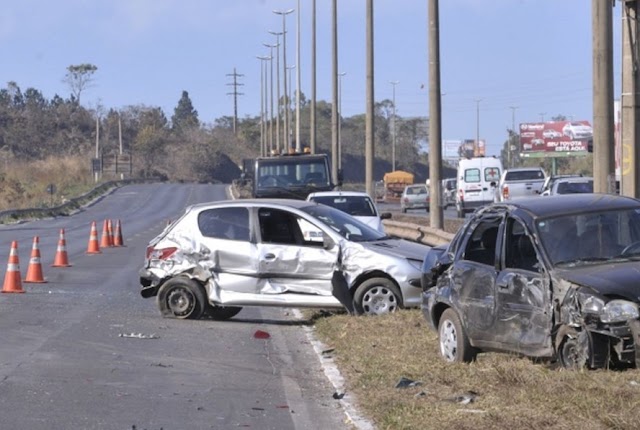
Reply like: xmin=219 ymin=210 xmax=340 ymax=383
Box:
xmin=52 ymin=229 xmax=72 ymax=267
xmin=100 ymin=219 xmax=111 ymax=249
xmin=107 ymin=219 xmax=114 ymax=247
xmin=113 ymin=219 xmax=124 ymax=247
xmin=87 ymin=221 xmax=101 ymax=254
xmin=2 ymin=241 xmax=25 ymax=293
xmin=24 ymin=236 xmax=47 ymax=283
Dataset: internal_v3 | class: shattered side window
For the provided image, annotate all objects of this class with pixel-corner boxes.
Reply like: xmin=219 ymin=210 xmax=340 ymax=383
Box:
xmin=198 ymin=207 xmax=250 ymax=241
xmin=258 ymin=208 xmax=300 ymax=245
xmin=462 ymin=220 xmax=500 ymax=266
xmin=504 ymin=218 xmax=539 ymax=272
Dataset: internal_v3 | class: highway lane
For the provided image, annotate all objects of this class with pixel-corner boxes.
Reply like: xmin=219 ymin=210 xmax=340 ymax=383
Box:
xmin=0 ymin=183 xmax=348 ymax=430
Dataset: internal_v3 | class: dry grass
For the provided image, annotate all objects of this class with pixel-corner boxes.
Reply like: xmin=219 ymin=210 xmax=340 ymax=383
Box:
xmin=312 ymin=309 xmax=640 ymax=430
xmin=0 ymin=156 xmax=94 ymax=210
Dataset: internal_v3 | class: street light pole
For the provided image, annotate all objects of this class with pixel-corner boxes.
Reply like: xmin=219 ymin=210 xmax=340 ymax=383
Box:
xmin=475 ymin=99 xmax=482 ymax=155
xmin=331 ymin=0 xmax=339 ymax=184
xmin=274 ymin=8 xmax=294 ymax=152
xmin=509 ymin=106 xmax=518 ymax=168
xmin=390 ymin=80 xmax=399 ymax=171
xmin=287 ymin=65 xmax=295 ymax=150
xmin=310 ymin=0 xmax=317 ymax=154
xmin=338 ymin=72 xmax=346 ymax=169
xmin=296 ymin=0 xmax=302 ymax=152
xmin=268 ymin=31 xmax=283 ymax=154
xmin=264 ymin=42 xmax=278 ymax=154
xmin=257 ymin=56 xmax=270 ymax=157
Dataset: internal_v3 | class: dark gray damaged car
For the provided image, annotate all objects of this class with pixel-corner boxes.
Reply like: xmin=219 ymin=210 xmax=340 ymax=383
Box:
xmin=421 ymin=194 xmax=640 ymax=369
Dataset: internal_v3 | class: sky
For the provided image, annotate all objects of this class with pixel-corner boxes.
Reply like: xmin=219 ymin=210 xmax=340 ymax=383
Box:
xmin=0 ymin=0 xmax=622 ymax=157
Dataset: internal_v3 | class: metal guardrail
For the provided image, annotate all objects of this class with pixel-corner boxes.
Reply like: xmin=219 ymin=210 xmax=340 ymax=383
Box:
xmin=382 ymin=220 xmax=455 ymax=247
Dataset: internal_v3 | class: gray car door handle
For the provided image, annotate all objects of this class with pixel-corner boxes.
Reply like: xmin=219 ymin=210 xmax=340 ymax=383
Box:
xmin=264 ymin=253 xmax=276 ymax=260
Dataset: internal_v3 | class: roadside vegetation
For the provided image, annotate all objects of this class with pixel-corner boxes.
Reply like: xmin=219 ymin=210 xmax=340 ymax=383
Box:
xmin=312 ymin=309 xmax=640 ymax=430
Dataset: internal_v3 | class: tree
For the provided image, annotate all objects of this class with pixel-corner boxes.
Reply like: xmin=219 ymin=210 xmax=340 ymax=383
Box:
xmin=171 ymin=90 xmax=199 ymax=133
xmin=63 ymin=64 xmax=98 ymax=104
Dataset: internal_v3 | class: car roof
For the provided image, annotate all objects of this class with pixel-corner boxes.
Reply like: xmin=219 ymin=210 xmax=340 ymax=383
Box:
xmin=504 ymin=167 xmax=544 ymax=172
xmin=187 ymin=198 xmax=315 ymax=212
xmin=554 ymin=176 xmax=593 ymax=184
xmin=307 ymin=191 xmax=372 ymax=198
xmin=489 ymin=194 xmax=640 ymax=218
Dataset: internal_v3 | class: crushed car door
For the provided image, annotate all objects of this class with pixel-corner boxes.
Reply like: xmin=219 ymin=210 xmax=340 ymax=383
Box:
xmin=196 ymin=206 xmax=258 ymax=294
xmin=450 ymin=217 xmax=502 ymax=342
xmin=494 ymin=216 xmax=552 ymax=356
xmin=256 ymin=207 xmax=338 ymax=295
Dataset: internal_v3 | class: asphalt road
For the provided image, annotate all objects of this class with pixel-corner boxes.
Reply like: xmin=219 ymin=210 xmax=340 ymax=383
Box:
xmin=0 ymin=183 xmax=349 ymax=430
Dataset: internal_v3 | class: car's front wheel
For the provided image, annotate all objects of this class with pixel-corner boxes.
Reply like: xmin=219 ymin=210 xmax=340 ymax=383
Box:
xmin=438 ymin=308 xmax=476 ymax=363
xmin=353 ymin=277 xmax=402 ymax=315
xmin=157 ymin=277 xmax=206 ymax=320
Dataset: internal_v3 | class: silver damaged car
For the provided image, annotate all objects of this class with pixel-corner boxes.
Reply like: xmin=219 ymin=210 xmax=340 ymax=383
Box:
xmin=139 ymin=199 xmax=429 ymax=319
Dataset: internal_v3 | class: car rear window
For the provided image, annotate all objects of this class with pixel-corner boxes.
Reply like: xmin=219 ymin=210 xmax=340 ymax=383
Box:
xmin=505 ymin=170 xmax=544 ymax=181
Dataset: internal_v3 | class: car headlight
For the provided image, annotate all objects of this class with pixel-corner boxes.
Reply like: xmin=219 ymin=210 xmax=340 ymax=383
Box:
xmin=581 ymin=295 xmax=605 ymax=314
xmin=601 ymin=300 xmax=640 ymax=323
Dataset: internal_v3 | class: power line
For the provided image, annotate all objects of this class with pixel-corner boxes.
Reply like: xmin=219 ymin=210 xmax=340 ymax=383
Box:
xmin=226 ymin=68 xmax=244 ymax=135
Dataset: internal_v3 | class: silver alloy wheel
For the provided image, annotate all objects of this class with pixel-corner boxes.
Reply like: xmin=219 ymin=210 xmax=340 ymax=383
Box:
xmin=439 ymin=318 xmax=458 ymax=362
xmin=361 ymin=286 xmax=398 ymax=315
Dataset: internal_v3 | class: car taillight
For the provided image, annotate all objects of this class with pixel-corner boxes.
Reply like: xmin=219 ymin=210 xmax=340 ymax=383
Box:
xmin=403 ymin=197 xmax=409 ymax=203
xmin=502 ymin=185 xmax=510 ymax=200
xmin=146 ymin=246 xmax=178 ymax=260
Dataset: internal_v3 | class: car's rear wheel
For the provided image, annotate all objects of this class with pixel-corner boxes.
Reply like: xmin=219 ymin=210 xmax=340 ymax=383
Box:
xmin=438 ymin=308 xmax=476 ymax=363
xmin=157 ymin=277 xmax=206 ymax=320
xmin=353 ymin=277 xmax=402 ymax=315
xmin=205 ymin=304 xmax=243 ymax=321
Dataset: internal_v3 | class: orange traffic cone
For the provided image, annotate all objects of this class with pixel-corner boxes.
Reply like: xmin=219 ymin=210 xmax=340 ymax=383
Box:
xmin=100 ymin=219 xmax=111 ymax=248
xmin=24 ymin=236 xmax=47 ymax=283
xmin=52 ymin=229 xmax=72 ymax=267
xmin=113 ymin=219 xmax=124 ymax=247
xmin=87 ymin=221 xmax=102 ymax=254
xmin=2 ymin=241 xmax=25 ymax=293
xmin=107 ymin=219 xmax=115 ymax=247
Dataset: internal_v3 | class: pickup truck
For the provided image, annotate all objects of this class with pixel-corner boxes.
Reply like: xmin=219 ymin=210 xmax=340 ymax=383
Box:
xmin=497 ymin=167 xmax=546 ymax=201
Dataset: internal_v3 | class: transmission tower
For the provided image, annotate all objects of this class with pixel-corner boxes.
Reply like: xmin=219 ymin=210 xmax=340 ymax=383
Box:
xmin=226 ymin=68 xmax=244 ymax=135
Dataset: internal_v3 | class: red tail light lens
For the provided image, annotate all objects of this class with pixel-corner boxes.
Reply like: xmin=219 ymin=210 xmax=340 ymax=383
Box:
xmin=502 ymin=185 xmax=509 ymax=200
xmin=146 ymin=246 xmax=178 ymax=260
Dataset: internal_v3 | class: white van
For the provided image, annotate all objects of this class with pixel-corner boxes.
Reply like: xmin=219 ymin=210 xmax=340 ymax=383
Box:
xmin=455 ymin=157 xmax=503 ymax=218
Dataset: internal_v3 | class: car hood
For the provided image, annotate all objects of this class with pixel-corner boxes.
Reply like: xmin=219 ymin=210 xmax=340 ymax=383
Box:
xmin=555 ymin=260 xmax=640 ymax=302
xmin=359 ymin=238 xmax=429 ymax=261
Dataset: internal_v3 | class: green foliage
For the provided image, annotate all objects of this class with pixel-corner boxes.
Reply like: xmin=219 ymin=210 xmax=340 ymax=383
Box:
xmin=63 ymin=63 xmax=98 ymax=104
xmin=171 ymin=90 xmax=199 ymax=133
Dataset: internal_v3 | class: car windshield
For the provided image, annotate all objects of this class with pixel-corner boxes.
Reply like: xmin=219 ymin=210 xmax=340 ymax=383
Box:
xmin=536 ymin=208 xmax=640 ymax=266
xmin=309 ymin=195 xmax=377 ymax=217
xmin=300 ymin=204 xmax=387 ymax=242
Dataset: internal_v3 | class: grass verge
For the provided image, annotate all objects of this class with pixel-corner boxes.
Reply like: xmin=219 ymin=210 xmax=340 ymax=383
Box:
xmin=312 ymin=309 xmax=640 ymax=430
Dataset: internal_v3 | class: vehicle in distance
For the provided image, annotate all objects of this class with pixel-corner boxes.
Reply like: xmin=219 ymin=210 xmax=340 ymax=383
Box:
xmin=421 ymin=194 xmax=640 ymax=369
xmin=497 ymin=167 xmax=546 ymax=201
xmin=442 ymin=178 xmax=457 ymax=209
xmin=140 ymin=199 xmax=430 ymax=319
xmin=540 ymin=176 xmax=593 ymax=196
xmin=306 ymin=190 xmax=391 ymax=233
xmin=249 ymin=152 xmax=339 ymax=200
xmin=456 ymin=157 xmax=502 ymax=218
xmin=562 ymin=122 xmax=593 ymax=140
xmin=401 ymin=184 xmax=429 ymax=213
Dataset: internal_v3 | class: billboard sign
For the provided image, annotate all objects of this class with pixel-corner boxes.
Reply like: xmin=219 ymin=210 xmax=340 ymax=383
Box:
xmin=458 ymin=139 xmax=486 ymax=158
xmin=519 ymin=120 xmax=592 ymax=155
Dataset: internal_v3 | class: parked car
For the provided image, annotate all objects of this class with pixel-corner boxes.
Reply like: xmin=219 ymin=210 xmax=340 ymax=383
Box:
xmin=401 ymin=184 xmax=429 ymax=213
xmin=539 ymin=176 xmax=593 ymax=196
xmin=421 ymin=194 xmax=640 ymax=369
xmin=562 ymin=122 xmax=593 ymax=140
xmin=442 ymin=178 xmax=457 ymax=209
xmin=140 ymin=199 xmax=430 ymax=319
xmin=306 ymin=190 xmax=391 ymax=233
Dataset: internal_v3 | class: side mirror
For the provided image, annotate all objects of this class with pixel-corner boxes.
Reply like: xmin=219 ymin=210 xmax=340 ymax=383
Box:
xmin=380 ymin=212 xmax=392 ymax=220
xmin=323 ymin=234 xmax=336 ymax=250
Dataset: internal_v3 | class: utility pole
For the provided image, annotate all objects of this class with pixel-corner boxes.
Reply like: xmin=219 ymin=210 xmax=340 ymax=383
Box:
xmin=269 ymin=31 xmax=283 ymax=154
xmin=310 ymin=0 xmax=317 ymax=154
xmin=365 ymin=0 xmax=375 ymax=197
xmin=475 ymin=99 xmax=482 ymax=154
xmin=621 ymin=1 xmax=639 ymax=197
xmin=338 ymin=72 xmax=346 ymax=169
xmin=264 ymin=43 xmax=278 ymax=154
xmin=331 ymin=0 xmax=339 ymax=184
xmin=226 ymin=68 xmax=244 ymax=136
xmin=274 ymin=9 xmax=294 ymax=152
xmin=428 ymin=0 xmax=443 ymax=230
xmin=539 ymin=112 xmax=546 ymax=122
xmin=296 ymin=0 xmax=302 ymax=152
xmin=390 ymin=80 xmax=399 ymax=172
xmin=257 ymin=56 xmax=270 ymax=157
xmin=509 ymin=106 xmax=518 ymax=168
xmin=592 ymin=0 xmax=615 ymax=193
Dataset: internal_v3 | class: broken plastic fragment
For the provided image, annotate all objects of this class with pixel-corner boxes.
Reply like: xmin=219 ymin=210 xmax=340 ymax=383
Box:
xmin=395 ymin=377 xmax=423 ymax=389
xmin=118 ymin=333 xmax=159 ymax=339
xmin=332 ymin=391 xmax=345 ymax=400
xmin=254 ymin=330 xmax=271 ymax=339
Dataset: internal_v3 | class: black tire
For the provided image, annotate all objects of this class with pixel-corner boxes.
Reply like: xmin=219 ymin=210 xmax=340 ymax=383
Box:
xmin=556 ymin=327 xmax=589 ymax=369
xmin=205 ymin=304 xmax=243 ymax=321
xmin=438 ymin=308 xmax=476 ymax=363
xmin=353 ymin=277 xmax=402 ymax=315
xmin=157 ymin=277 xmax=206 ymax=320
